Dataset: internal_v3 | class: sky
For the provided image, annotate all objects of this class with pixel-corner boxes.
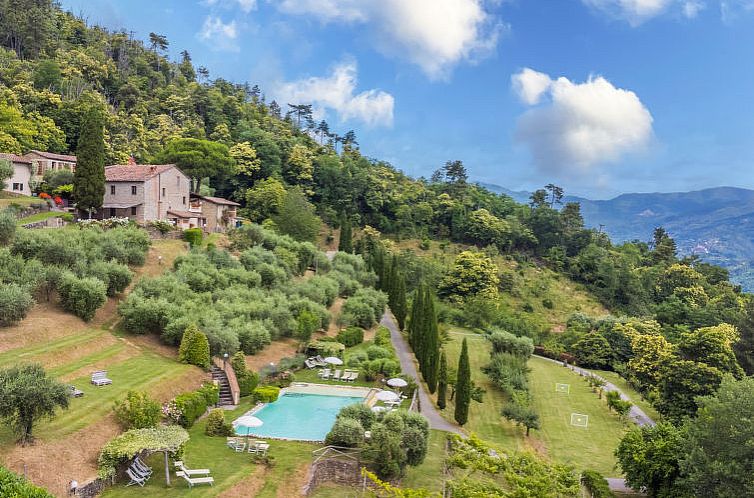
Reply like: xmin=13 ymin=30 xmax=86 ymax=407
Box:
xmin=60 ymin=0 xmax=754 ymax=199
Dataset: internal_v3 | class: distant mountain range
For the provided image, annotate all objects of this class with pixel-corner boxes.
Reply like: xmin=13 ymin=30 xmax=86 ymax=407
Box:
xmin=480 ymin=183 xmax=754 ymax=291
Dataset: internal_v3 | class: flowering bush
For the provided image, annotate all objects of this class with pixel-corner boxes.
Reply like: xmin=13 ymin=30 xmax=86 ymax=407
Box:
xmin=78 ymin=217 xmax=132 ymax=229
xmin=53 ymin=196 xmax=63 ymax=206
xmin=39 ymin=192 xmax=51 ymax=199
xmin=162 ymin=400 xmax=183 ymax=425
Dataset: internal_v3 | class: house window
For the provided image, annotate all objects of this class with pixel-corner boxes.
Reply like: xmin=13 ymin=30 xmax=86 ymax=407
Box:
xmin=37 ymin=163 xmax=43 ymax=175
xmin=131 ymin=206 xmax=137 ymax=216
xmin=12 ymin=183 xmax=20 ymax=191
xmin=182 ymin=196 xmax=186 ymax=205
xmin=131 ymin=185 xmax=137 ymax=195
xmin=109 ymin=208 xmax=116 ymax=217
xmin=162 ymin=188 xmax=166 ymax=197
xmin=110 ymin=185 xmax=115 ymax=195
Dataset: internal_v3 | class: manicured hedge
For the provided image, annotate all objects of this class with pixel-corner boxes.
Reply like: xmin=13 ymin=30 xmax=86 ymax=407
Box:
xmin=337 ymin=326 xmax=364 ymax=347
xmin=253 ymin=386 xmax=280 ymax=403
xmin=173 ymin=383 xmax=219 ymax=428
xmin=183 ymin=228 xmax=203 ymax=247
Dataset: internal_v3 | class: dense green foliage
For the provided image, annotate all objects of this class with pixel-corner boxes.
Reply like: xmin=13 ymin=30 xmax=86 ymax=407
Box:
xmin=0 ymin=465 xmax=54 ymax=497
xmin=177 ymin=324 xmax=211 ymax=368
xmin=0 ymin=283 xmax=34 ymax=326
xmin=183 ymin=227 xmax=203 ymax=247
xmin=336 ymin=326 xmax=364 ymax=347
xmin=437 ymin=350 xmax=447 ymax=410
xmin=113 ymin=390 xmax=161 ymax=430
xmin=454 ymin=338 xmax=471 ymax=425
xmin=97 ymin=426 xmax=189 ymax=479
xmin=169 ymin=383 xmax=219 ymax=428
xmin=615 ymin=423 xmax=684 ymax=497
xmin=73 ymin=106 xmax=105 ymax=215
xmin=230 ymin=351 xmax=259 ymax=396
xmin=0 ymin=210 xmax=15 ymax=246
xmin=0 ymin=363 xmax=69 ymax=443
xmin=581 ymin=470 xmax=614 ymax=498
xmin=204 ymin=408 xmax=233 ymax=437
xmin=253 ymin=385 xmax=280 ymax=403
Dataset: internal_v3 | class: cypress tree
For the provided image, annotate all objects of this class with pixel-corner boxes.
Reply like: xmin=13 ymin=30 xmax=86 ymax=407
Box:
xmin=387 ymin=256 xmax=399 ymax=309
xmin=408 ymin=285 xmax=425 ymax=352
xmin=338 ymin=214 xmax=352 ymax=253
xmin=437 ymin=350 xmax=447 ymax=409
xmin=424 ymin=288 xmax=440 ymax=393
xmin=392 ymin=273 xmax=407 ymax=330
xmin=455 ymin=338 xmax=471 ymax=425
xmin=74 ymin=106 xmax=106 ymax=217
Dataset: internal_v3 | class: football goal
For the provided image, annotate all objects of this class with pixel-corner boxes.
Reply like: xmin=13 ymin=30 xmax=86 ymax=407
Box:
xmin=570 ymin=413 xmax=589 ymax=428
xmin=555 ymin=383 xmax=570 ymax=394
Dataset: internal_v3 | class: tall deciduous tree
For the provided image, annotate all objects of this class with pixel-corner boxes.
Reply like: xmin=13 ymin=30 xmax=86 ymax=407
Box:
xmin=0 ymin=364 xmax=69 ymax=444
xmin=338 ymin=214 xmax=353 ymax=253
xmin=437 ymin=350 xmax=447 ymax=409
xmin=455 ymin=338 xmax=471 ymax=425
xmin=615 ymin=423 xmax=684 ymax=497
xmin=154 ymin=138 xmax=233 ymax=192
xmin=73 ymin=106 xmax=105 ymax=217
xmin=271 ymin=188 xmax=321 ymax=242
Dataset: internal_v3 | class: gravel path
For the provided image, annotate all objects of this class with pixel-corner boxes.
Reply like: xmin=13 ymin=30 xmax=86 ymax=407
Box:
xmin=380 ymin=311 xmax=464 ymax=436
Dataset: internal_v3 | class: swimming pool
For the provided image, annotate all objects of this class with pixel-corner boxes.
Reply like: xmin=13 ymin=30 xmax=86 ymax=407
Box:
xmin=235 ymin=386 xmax=370 ymax=441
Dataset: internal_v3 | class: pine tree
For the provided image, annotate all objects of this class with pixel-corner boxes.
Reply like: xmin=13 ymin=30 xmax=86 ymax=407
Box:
xmin=455 ymin=338 xmax=471 ymax=425
xmin=338 ymin=214 xmax=353 ymax=253
xmin=392 ymin=273 xmax=407 ymax=330
xmin=437 ymin=350 xmax=447 ymax=409
xmin=424 ymin=289 xmax=440 ymax=393
xmin=74 ymin=106 xmax=105 ymax=217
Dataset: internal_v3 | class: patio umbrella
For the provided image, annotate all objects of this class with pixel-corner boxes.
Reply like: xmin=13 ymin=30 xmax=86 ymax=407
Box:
xmin=386 ymin=378 xmax=408 ymax=388
xmin=233 ymin=415 xmax=263 ymax=438
xmin=324 ymin=356 xmax=343 ymax=365
xmin=375 ymin=390 xmax=400 ymax=402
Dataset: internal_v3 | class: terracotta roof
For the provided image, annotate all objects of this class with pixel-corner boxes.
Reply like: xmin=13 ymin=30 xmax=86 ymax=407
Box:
xmin=190 ymin=194 xmax=240 ymax=206
xmin=0 ymin=153 xmax=31 ymax=164
xmin=167 ymin=209 xmax=199 ymax=219
xmin=28 ymin=150 xmax=77 ymax=162
xmin=105 ymin=164 xmax=176 ymax=182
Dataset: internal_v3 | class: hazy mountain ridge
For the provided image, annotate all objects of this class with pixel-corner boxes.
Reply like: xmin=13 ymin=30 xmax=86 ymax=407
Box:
xmin=480 ymin=183 xmax=754 ymax=290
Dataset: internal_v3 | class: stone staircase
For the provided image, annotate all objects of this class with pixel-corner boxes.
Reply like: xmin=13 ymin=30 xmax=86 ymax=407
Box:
xmin=210 ymin=365 xmax=234 ymax=406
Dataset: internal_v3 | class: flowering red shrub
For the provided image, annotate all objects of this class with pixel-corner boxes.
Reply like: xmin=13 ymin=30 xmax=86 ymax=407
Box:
xmin=53 ymin=196 xmax=63 ymax=206
xmin=39 ymin=192 xmax=51 ymax=199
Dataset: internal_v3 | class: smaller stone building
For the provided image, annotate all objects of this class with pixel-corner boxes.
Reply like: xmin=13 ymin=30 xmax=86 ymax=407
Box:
xmin=103 ymin=164 xmax=190 ymax=222
xmin=24 ymin=150 xmax=77 ymax=182
xmin=189 ymin=194 xmax=240 ymax=232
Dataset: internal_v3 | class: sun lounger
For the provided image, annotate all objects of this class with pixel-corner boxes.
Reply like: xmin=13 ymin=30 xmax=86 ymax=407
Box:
xmin=348 ymin=371 xmax=359 ymax=382
xmin=174 ymin=461 xmax=211 ymax=477
xmin=305 ymin=358 xmax=317 ymax=369
xmin=132 ymin=458 xmax=152 ymax=477
xmin=91 ymin=370 xmax=112 ymax=386
xmin=340 ymin=371 xmax=353 ymax=382
xmin=126 ymin=468 xmax=147 ymax=487
xmin=314 ymin=355 xmax=328 ymax=366
xmin=319 ymin=368 xmax=331 ymax=380
xmin=176 ymin=471 xmax=214 ymax=488
xmin=332 ymin=369 xmax=341 ymax=381
xmin=248 ymin=440 xmax=270 ymax=455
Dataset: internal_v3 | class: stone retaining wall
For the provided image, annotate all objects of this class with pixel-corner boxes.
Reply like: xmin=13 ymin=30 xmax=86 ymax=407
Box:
xmin=74 ymin=477 xmax=110 ymax=498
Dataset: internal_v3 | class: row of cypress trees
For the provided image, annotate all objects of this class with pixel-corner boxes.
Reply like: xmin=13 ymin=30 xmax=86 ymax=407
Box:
xmin=408 ymin=284 xmax=440 ymax=393
xmin=370 ymin=246 xmax=407 ymax=330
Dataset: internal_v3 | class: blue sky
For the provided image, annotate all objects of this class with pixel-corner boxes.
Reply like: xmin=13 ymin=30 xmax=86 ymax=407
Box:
xmin=61 ymin=0 xmax=754 ymax=199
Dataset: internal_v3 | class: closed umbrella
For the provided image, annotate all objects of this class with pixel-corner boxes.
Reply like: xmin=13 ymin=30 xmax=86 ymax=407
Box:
xmin=386 ymin=378 xmax=408 ymax=388
xmin=324 ymin=356 xmax=343 ymax=366
xmin=375 ymin=390 xmax=400 ymax=402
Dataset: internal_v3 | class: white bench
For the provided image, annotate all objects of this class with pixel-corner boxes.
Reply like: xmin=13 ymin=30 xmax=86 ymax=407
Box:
xmin=91 ymin=371 xmax=112 ymax=386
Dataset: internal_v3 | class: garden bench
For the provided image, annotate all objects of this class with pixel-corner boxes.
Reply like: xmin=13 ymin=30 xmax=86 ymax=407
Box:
xmin=91 ymin=370 xmax=112 ymax=386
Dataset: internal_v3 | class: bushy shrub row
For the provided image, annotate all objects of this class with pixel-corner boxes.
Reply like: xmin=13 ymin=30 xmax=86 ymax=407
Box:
xmin=253 ymin=385 xmax=280 ymax=403
xmin=119 ymin=225 xmax=378 ymax=357
xmin=0 ymin=465 xmax=54 ymax=497
xmin=336 ymin=326 xmax=364 ymax=347
xmin=167 ymin=383 xmax=219 ymax=428
xmin=339 ymin=287 xmax=388 ymax=328
xmin=114 ymin=391 xmax=161 ymax=430
xmin=0 ymin=227 xmax=147 ymax=325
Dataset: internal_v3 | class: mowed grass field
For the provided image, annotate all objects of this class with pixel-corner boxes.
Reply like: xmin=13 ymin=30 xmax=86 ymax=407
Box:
xmin=440 ymin=330 xmax=626 ymax=476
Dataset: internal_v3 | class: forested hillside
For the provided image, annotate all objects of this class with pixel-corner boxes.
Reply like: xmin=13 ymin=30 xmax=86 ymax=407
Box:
xmin=3 ymin=3 xmax=754 ymax=495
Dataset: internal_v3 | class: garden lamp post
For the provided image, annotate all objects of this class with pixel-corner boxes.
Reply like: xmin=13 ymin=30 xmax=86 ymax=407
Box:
xmin=223 ymin=352 xmax=228 ymax=369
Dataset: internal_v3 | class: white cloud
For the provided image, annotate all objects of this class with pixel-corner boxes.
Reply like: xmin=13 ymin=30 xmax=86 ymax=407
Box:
xmin=721 ymin=0 xmax=754 ymax=22
xmin=273 ymin=0 xmax=501 ymax=80
xmin=202 ymin=0 xmax=257 ymax=13
xmin=511 ymin=68 xmax=552 ymax=105
xmin=197 ymin=16 xmax=239 ymax=51
xmin=582 ymin=0 xmax=674 ymax=24
xmin=513 ymin=68 xmax=654 ymax=174
xmin=682 ymin=0 xmax=705 ymax=17
xmin=275 ymin=60 xmax=394 ymax=127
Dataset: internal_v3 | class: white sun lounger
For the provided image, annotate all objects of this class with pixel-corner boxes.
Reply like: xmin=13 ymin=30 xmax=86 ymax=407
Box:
xmin=248 ymin=440 xmax=270 ymax=455
xmin=332 ymin=369 xmax=341 ymax=381
xmin=126 ymin=468 xmax=147 ymax=487
xmin=319 ymin=368 xmax=331 ymax=379
xmin=174 ymin=461 xmax=211 ymax=477
xmin=91 ymin=370 xmax=112 ymax=386
xmin=176 ymin=471 xmax=214 ymax=488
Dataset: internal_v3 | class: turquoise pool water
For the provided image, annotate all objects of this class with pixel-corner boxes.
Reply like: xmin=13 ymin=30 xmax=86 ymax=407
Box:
xmin=235 ymin=392 xmax=365 ymax=441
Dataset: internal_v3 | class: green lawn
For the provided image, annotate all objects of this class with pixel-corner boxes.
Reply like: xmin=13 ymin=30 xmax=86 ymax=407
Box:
xmin=0 ymin=195 xmax=45 ymax=208
xmin=0 ymin=351 xmax=198 ymax=446
xmin=441 ymin=331 xmax=627 ymax=476
xmin=0 ymin=328 xmax=104 ymax=368
xmin=16 ymin=211 xmax=61 ymax=225
xmin=588 ymin=369 xmax=663 ymax=423
xmin=402 ymin=430 xmax=447 ymax=492
xmin=103 ymin=400 xmax=316 ymax=498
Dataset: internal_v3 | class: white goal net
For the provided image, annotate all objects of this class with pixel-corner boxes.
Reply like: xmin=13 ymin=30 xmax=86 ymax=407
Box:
xmin=570 ymin=413 xmax=589 ymax=428
xmin=555 ymin=383 xmax=570 ymax=394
